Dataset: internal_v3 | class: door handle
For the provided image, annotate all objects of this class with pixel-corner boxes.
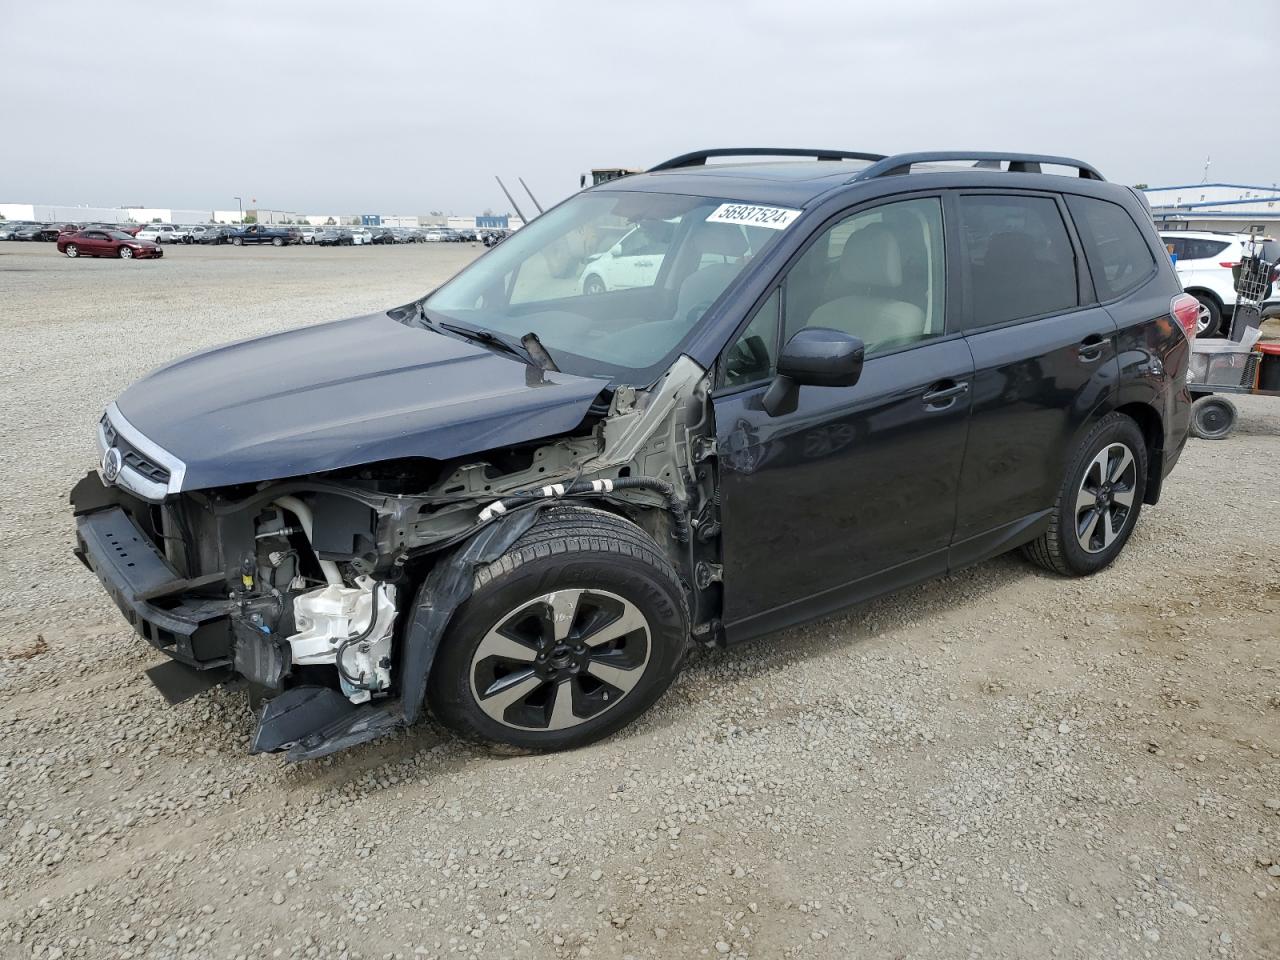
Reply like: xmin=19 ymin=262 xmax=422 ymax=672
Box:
xmin=1078 ymin=334 xmax=1106 ymax=362
xmin=921 ymin=380 xmax=969 ymax=407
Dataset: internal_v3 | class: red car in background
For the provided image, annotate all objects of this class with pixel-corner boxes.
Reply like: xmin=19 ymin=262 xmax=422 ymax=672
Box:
xmin=57 ymin=229 xmax=163 ymax=260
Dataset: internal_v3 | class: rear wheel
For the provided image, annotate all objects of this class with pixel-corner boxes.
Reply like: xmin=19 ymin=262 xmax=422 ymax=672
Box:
xmin=428 ymin=506 xmax=688 ymax=751
xmin=1190 ymin=395 xmax=1237 ymax=440
xmin=233 ymin=237 xmax=244 ymax=246
xmin=1023 ymin=413 xmax=1147 ymax=576
xmin=1193 ymin=293 xmax=1222 ymax=338
xmin=272 ymin=237 xmax=283 ymax=247
xmin=64 ymin=244 xmax=79 ymax=258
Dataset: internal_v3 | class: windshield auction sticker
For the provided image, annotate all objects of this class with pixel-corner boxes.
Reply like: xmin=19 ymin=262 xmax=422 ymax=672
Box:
xmin=707 ymin=203 xmax=802 ymax=230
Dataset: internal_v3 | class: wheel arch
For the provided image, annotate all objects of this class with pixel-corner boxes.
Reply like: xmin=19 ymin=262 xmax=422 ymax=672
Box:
xmin=1113 ymin=400 xmax=1165 ymax=505
xmin=397 ymin=498 xmax=673 ymax=726
xmin=1182 ymin=285 xmax=1223 ymax=309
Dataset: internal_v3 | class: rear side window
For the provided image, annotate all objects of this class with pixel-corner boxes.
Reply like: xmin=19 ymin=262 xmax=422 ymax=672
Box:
xmin=1180 ymin=238 xmax=1230 ymax=261
xmin=1066 ymin=196 xmax=1157 ymax=299
xmin=957 ymin=195 xmax=1078 ymax=327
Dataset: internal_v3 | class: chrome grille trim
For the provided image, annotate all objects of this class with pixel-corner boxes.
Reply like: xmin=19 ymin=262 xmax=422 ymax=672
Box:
xmin=97 ymin=402 xmax=187 ymax=501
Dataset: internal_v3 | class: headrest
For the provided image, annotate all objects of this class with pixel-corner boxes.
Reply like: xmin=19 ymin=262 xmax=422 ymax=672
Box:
xmin=693 ymin=222 xmax=749 ymax=257
xmin=839 ymin=223 xmax=902 ymax=288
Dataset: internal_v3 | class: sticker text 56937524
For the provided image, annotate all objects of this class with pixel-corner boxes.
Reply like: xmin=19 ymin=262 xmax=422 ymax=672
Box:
xmin=706 ymin=203 xmax=802 ymax=231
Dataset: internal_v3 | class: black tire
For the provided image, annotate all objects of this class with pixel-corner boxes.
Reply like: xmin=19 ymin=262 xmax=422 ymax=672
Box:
xmin=64 ymin=244 xmax=78 ymax=258
xmin=272 ymin=237 xmax=283 ymax=247
xmin=1023 ymin=413 xmax=1148 ymax=577
xmin=1190 ymin=395 xmax=1237 ymax=440
xmin=1192 ymin=293 xmax=1222 ymax=338
xmin=233 ymin=236 xmax=243 ymax=246
xmin=427 ymin=505 xmax=689 ymax=751
xmin=583 ymin=274 xmax=606 ymax=296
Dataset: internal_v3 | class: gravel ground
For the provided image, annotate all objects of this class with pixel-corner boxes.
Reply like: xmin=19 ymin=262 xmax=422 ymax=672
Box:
xmin=1 ymin=243 xmax=1277 ymax=960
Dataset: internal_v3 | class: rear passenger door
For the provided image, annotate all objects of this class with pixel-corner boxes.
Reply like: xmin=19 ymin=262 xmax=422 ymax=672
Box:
xmin=949 ymin=191 xmax=1119 ymax=565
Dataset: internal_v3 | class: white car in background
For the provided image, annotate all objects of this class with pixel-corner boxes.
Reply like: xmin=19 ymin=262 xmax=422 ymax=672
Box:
xmin=137 ymin=224 xmax=180 ymax=244
xmin=1160 ymin=231 xmax=1252 ymax=337
xmin=580 ymin=224 xmax=672 ymax=295
xmin=350 ymin=228 xmax=372 ymax=246
xmin=298 ymin=226 xmax=321 ymax=244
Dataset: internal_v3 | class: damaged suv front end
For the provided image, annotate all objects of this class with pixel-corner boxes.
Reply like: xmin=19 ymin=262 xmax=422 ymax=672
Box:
xmin=72 ymin=186 xmax=764 ymax=760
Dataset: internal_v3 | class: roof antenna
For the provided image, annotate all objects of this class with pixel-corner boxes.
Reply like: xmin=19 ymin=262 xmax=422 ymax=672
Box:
xmin=494 ymin=176 xmax=528 ymax=224
xmin=518 ymin=177 xmax=544 ymax=215
xmin=1200 ymin=155 xmax=1211 ymax=184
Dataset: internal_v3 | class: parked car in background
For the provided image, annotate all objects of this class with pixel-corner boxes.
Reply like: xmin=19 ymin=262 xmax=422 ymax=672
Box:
xmin=579 ymin=223 xmax=675 ymax=294
xmin=421 ymin=227 xmax=449 ymax=242
xmin=1160 ymin=231 xmax=1249 ymax=337
xmin=316 ymin=227 xmax=353 ymax=246
xmin=298 ymin=226 xmax=322 ymax=244
xmin=0 ymin=221 xmax=35 ymax=240
xmin=189 ymin=225 xmax=222 ymax=244
xmin=13 ymin=223 xmax=44 ymax=241
xmin=57 ymin=228 xmax=163 ymax=260
xmin=229 ymin=224 xmax=302 ymax=247
xmin=370 ymin=227 xmax=397 ymax=245
xmin=351 ymin=227 xmax=372 ymax=245
xmin=37 ymin=223 xmax=75 ymax=241
xmin=137 ymin=224 xmax=180 ymax=244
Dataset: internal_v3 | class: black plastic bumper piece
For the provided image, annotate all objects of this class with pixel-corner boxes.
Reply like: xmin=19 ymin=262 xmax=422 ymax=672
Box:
xmin=75 ymin=507 xmax=233 ymax=669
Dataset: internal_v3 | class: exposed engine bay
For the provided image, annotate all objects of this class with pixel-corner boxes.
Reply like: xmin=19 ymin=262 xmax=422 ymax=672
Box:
xmin=71 ymin=356 xmax=722 ymax=760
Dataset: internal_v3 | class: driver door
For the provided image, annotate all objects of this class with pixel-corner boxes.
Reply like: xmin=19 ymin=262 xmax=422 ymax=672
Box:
xmin=712 ymin=196 xmax=974 ymax=639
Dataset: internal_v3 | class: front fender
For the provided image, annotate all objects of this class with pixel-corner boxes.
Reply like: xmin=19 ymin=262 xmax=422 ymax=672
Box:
xmin=398 ymin=505 xmax=545 ymax=725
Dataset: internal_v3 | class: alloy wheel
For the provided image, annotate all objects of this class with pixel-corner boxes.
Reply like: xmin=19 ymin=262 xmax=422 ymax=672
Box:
xmin=1196 ymin=302 xmax=1212 ymax=335
xmin=119 ymin=247 xmax=134 ymax=259
xmin=469 ymin=589 xmax=650 ymax=731
xmin=1074 ymin=442 xmax=1138 ymax=554
xmin=65 ymin=245 xmax=78 ymax=258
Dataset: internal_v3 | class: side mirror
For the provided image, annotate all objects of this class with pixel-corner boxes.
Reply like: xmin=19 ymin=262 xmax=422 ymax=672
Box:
xmin=762 ymin=327 xmax=865 ymax=417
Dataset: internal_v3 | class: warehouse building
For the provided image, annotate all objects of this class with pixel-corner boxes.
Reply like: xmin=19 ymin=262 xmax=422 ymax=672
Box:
xmin=1144 ymin=183 xmax=1280 ymax=235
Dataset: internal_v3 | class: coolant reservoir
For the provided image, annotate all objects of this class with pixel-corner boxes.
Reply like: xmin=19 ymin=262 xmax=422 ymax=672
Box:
xmin=288 ymin=578 xmax=396 ymax=704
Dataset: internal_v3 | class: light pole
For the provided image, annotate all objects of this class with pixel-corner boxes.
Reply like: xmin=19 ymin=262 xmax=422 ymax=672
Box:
xmin=234 ymin=197 xmax=243 ymax=223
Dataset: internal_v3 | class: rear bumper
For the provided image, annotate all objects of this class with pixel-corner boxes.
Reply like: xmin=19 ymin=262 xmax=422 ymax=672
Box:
xmin=75 ymin=506 xmax=233 ymax=670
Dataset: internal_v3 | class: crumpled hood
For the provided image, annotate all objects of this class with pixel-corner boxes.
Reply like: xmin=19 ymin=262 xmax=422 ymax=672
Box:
xmin=115 ymin=311 xmax=608 ymax=491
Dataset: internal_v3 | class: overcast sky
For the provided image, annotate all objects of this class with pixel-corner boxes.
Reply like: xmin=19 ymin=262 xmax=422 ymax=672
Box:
xmin=4 ymin=1 xmax=1277 ymax=215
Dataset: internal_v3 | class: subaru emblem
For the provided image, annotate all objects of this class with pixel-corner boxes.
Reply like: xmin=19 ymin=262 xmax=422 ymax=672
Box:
xmin=102 ymin=447 xmax=123 ymax=484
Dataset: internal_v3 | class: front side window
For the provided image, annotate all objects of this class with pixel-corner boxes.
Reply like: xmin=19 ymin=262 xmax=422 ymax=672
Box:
xmin=722 ymin=289 xmax=780 ymax=388
xmin=1066 ymin=195 xmax=1157 ymax=299
xmin=425 ymin=191 xmax=786 ymax=380
xmin=782 ymin=196 xmax=947 ymax=356
xmin=958 ymin=194 xmax=1078 ymax=326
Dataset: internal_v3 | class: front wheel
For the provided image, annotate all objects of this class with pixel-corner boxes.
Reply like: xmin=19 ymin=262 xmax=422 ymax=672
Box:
xmin=583 ymin=274 xmax=606 ymax=296
xmin=64 ymin=244 xmax=79 ymax=258
xmin=428 ymin=506 xmax=688 ymax=751
xmin=1023 ymin=413 xmax=1147 ymax=576
xmin=1190 ymin=395 xmax=1237 ymax=440
xmin=118 ymin=246 xmax=134 ymax=259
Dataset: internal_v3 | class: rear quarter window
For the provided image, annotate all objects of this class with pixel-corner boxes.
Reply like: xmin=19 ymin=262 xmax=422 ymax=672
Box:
xmin=1066 ymin=196 xmax=1157 ymax=300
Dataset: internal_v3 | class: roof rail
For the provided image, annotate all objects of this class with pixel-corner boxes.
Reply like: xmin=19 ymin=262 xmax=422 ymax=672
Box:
xmin=649 ymin=147 xmax=887 ymax=171
xmin=851 ymin=151 xmax=1105 ymax=182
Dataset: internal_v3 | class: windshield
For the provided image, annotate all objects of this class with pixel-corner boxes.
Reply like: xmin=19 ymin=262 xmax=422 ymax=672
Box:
xmin=108 ymin=231 xmax=136 ymax=241
xmin=423 ymin=190 xmax=785 ymax=382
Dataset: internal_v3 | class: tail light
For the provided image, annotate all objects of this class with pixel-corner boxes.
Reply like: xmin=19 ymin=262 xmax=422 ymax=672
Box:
xmin=1219 ymin=261 xmax=1241 ymax=268
xmin=1170 ymin=293 xmax=1199 ymax=339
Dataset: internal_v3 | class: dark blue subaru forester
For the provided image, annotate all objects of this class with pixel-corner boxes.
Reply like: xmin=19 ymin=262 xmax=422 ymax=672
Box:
xmin=73 ymin=148 xmax=1194 ymax=759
